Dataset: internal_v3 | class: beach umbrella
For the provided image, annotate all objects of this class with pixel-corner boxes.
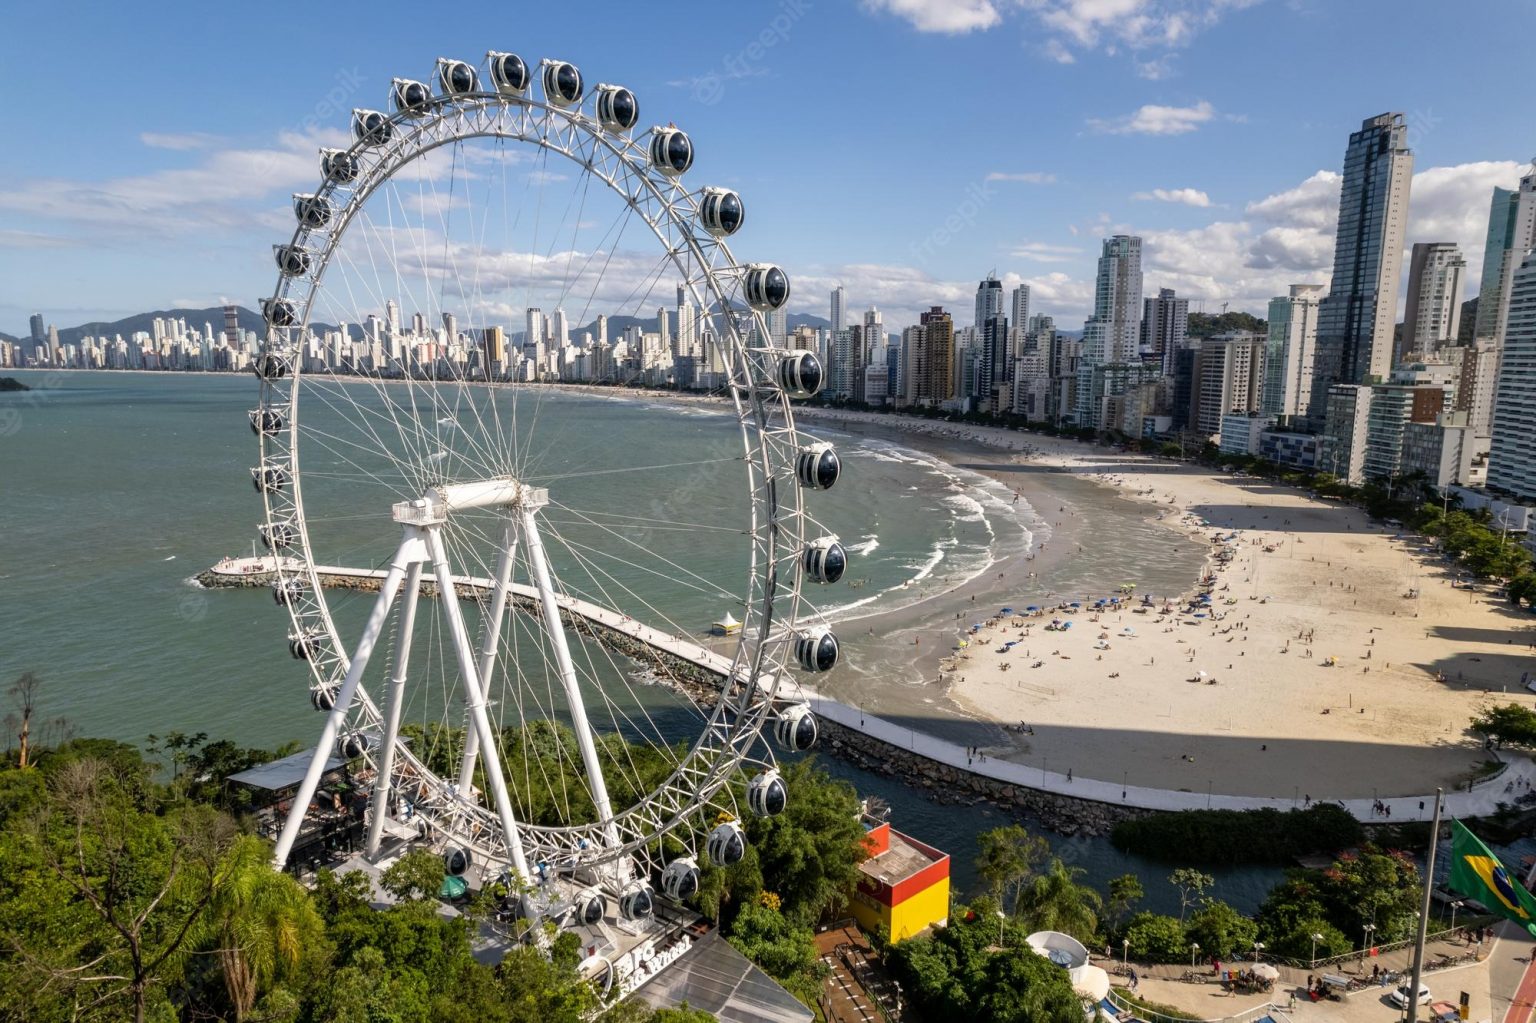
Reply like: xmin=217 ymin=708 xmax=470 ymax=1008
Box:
xmin=1069 ymin=601 xmax=1081 ymax=607
xmin=1069 ymin=965 xmax=1111 ymax=1002
xmin=1252 ymin=964 xmax=1279 ymax=981
xmin=1001 ymin=606 xmax=1014 ymax=614
xmin=1026 ymin=605 xmax=1039 ymax=611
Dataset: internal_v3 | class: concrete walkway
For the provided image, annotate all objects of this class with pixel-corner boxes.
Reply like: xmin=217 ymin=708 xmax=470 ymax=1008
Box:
xmin=210 ymin=556 xmax=1533 ymax=822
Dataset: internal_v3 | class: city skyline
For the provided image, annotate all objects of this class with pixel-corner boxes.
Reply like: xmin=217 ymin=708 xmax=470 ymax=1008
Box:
xmin=3 ymin=0 xmax=1534 ymax=334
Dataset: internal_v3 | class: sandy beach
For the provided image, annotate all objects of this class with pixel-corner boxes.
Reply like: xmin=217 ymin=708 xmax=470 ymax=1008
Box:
xmin=790 ymin=408 xmax=1536 ymax=800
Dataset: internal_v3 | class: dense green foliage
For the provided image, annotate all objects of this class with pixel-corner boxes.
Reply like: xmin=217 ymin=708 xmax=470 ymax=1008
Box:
xmin=1255 ymin=844 xmax=1423 ymax=949
xmin=885 ymin=899 xmax=1084 ymax=1023
xmin=1186 ymin=311 xmax=1267 ymax=339
xmin=690 ymin=758 xmax=869 ymax=1005
xmin=0 ymin=725 xmax=737 ymax=1022
xmin=1111 ymin=803 xmax=1365 ymax=865
xmin=1471 ymin=703 xmax=1536 ymax=749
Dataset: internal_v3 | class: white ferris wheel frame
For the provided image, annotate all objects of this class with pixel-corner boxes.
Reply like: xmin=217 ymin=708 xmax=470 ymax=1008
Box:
xmin=251 ymin=65 xmax=819 ymax=882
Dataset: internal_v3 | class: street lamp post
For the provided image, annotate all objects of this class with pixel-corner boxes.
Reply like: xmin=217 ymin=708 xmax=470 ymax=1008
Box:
xmin=1123 ymin=938 xmax=1130 ymax=974
xmin=1363 ymin=924 xmax=1376 ymax=957
xmin=1191 ymin=943 xmax=1200 ymax=970
xmin=1253 ymin=941 xmax=1265 ymax=964
xmin=1450 ymin=900 xmax=1463 ymax=937
xmin=1310 ymin=933 xmax=1324 ymax=965
xmin=997 ymin=910 xmax=1006 ymax=946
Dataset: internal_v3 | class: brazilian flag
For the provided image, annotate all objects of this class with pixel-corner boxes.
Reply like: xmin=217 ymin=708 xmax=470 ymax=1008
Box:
xmin=1448 ymin=820 xmax=1536 ymax=937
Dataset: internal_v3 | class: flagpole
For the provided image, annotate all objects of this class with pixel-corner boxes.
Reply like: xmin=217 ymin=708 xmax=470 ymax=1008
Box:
xmin=1405 ymin=788 xmax=1443 ymax=1023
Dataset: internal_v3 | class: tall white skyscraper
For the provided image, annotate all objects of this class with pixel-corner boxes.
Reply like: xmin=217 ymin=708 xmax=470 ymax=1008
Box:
xmin=974 ymin=274 xmax=1004 ymax=331
xmin=830 ymin=286 xmax=846 ymax=333
xmin=551 ymin=308 xmax=570 ymax=349
xmin=1263 ymin=284 xmax=1325 ymax=418
xmin=1398 ymin=242 xmax=1466 ymax=364
xmin=525 ymin=308 xmax=545 ymax=349
xmin=1468 ymin=163 xmax=1536 ymax=436
xmin=1083 ymin=236 xmax=1143 ymax=365
xmin=863 ymin=307 xmax=883 ymax=363
xmin=766 ymin=307 xmax=788 ymax=348
xmin=1010 ymin=285 xmax=1030 ymax=336
xmin=676 ymin=284 xmax=696 ymax=356
xmin=1311 ymin=112 xmax=1413 ymax=420
xmin=441 ymin=312 xmax=457 ymax=342
xmin=1487 ymin=252 xmax=1536 ymax=500
xmin=385 ymin=300 xmax=400 ymax=337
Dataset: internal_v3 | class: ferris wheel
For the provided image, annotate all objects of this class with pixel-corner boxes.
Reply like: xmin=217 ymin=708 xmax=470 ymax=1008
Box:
xmin=248 ymin=52 xmax=848 ymax=925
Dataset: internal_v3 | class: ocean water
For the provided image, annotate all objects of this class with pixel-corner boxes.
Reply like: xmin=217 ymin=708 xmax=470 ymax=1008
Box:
xmin=0 ymin=369 xmax=1281 ymax=912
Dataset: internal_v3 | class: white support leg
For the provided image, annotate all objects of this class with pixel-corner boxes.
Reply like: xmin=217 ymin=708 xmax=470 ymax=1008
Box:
xmin=456 ymin=519 xmax=519 ymax=795
xmin=519 ymin=506 xmax=621 ymax=852
xmin=424 ymin=528 xmax=535 ymax=886
xmin=365 ymin=559 xmax=424 ymax=859
xmin=273 ymin=532 xmax=424 ymax=869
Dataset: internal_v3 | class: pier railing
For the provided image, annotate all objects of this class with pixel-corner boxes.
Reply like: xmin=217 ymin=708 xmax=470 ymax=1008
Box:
xmin=1106 ymin=988 xmax=1287 ymax=1023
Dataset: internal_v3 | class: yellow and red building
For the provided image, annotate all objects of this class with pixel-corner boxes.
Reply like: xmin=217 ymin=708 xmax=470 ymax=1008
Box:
xmin=849 ymin=815 xmax=950 ymax=941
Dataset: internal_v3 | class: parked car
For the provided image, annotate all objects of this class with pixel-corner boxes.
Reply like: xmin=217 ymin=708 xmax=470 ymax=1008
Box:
xmin=1391 ymin=985 xmax=1432 ymax=1008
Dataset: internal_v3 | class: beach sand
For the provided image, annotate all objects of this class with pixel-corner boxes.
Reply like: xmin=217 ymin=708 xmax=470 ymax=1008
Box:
xmin=792 ymin=409 xmax=1536 ymax=800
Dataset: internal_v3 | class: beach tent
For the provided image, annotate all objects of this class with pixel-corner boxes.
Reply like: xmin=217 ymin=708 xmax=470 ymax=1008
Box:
xmin=1252 ymin=963 xmax=1279 ymax=981
xmin=711 ymin=613 xmax=741 ymax=636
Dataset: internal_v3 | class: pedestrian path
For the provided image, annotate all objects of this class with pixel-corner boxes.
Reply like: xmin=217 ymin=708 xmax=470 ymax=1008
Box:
xmin=210 ymin=556 xmax=1534 ymax=823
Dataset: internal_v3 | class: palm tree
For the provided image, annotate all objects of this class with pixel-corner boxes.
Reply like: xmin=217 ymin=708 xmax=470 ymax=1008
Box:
xmin=202 ymin=835 xmax=324 ymax=1020
xmin=1013 ymin=858 xmax=1103 ymax=944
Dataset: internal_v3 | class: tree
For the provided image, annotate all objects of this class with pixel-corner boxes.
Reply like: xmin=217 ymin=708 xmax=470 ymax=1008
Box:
xmin=744 ymin=759 xmax=867 ymax=926
xmin=976 ymin=824 xmax=1051 ymax=911
xmin=1013 ymin=858 xmax=1102 ymax=943
xmin=1184 ymin=900 xmax=1258 ymax=961
xmin=382 ymin=848 xmax=447 ymax=903
xmin=886 ymin=902 xmax=1082 ymax=1023
xmin=7 ymin=757 xmax=238 ymax=1023
xmin=1168 ymin=868 xmax=1214 ymax=923
xmin=8 ymin=672 xmax=40 ymax=769
xmin=1107 ymin=874 xmax=1145 ymax=933
xmin=726 ymin=901 xmax=824 ymax=1006
xmin=199 ymin=834 xmax=325 ymax=1020
xmin=1471 ymin=703 xmax=1536 ymax=749
xmin=1122 ymin=913 xmax=1188 ymax=964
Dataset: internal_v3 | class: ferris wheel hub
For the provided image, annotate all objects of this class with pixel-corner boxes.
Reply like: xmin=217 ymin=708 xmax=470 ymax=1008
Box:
xmin=391 ymin=477 xmax=549 ymax=525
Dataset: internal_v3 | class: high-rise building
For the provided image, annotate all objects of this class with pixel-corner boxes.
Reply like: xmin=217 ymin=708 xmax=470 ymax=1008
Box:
xmin=1468 ymin=163 xmax=1536 ymax=437
xmin=551 ymin=308 xmax=570 ymax=349
xmin=1140 ymin=287 xmax=1188 ymax=373
xmin=830 ymin=286 xmax=846 ymax=333
xmin=1076 ymin=235 xmax=1143 ymax=426
xmin=29 ymin=313 xmax=45 ymax=345
xmin=766 ymin=307 xmax=788 ymax=348
xmin=863 ymin=308 xmax=884 ymax=365
xmin=1398 ymin=242 xmax=1466 ymax=364
xmin=385 ymin=300 xmax=400 ymax=337
xmin=1263 ymin=285 xmax=1325 ymax=419
xmin=918 ymin=307 xmax=954 ymax=405
xmin=1010 ymin=285 xmax=1030 ymax=337
xmin=223 ymin=305 xmax=241 ymax=348
xmin=979 ymin=315 xmax=1010 ymax=414
xmin=1309 ymin=113 xmax=1414 ymax=422
xmin=1190 ymin=332 xmax=1266 ymax=436
xmin=1488 ymin=252 xmax=1536 ymax=501
xmin=525 ymin=308 xmax=545 ymax=350
xmin=974 ymin=274 xmax=1004 ymax=331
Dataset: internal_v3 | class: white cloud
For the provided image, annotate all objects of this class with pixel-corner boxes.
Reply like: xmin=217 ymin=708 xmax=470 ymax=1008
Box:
xmin=1022 ymin=0 xmax=1263 ymax=58
xmin=860 ymin=0 xmax=1005 ymax=33
xmin=985 ymin=171 xmax=1058 ymax=184
xmin=140 ymin=131 xmax=223 ymax=151
xmin=1010 ymin=241 xmax=1085 ymax=263
xmin=1088 ymin=100 xmax=1216 ymax=135
xmin=1132 ymin=159 xmax=1527 ymax=316
xmin=1132 ymin=187 xmax=1212 ymax=207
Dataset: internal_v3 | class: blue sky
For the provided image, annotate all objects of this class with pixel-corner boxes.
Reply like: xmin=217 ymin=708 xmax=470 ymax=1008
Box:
xmin=3 ymin=0 xmax=1533 ymax=334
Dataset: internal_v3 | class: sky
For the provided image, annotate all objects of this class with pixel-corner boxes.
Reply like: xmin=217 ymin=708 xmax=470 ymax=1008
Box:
xmin=3 ymin=0 xmax=1534 ymax=336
